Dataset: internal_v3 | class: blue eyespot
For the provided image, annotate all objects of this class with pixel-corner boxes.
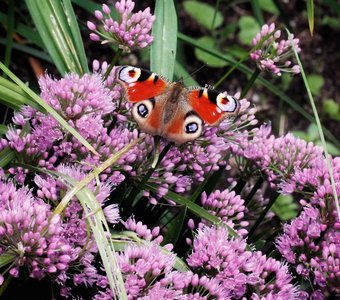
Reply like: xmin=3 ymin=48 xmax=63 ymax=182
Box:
xmin=185 ymin=122 xmax=198 ymax=133
xmin=137 ymin=104 xmax=148 ymax=118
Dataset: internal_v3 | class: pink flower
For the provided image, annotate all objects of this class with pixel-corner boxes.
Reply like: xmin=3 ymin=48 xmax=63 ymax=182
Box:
xmin=88 ymin=1 xmax=155 ymax=52
xmin=250 ymin=23 xmax=301 ymax=76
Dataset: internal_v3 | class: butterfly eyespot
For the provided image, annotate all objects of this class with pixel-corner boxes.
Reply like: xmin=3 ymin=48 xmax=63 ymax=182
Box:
xmin=182 ymin=114 xmax=203 ymax=141
xmin=119 ymin=66 xmax=141 ymax=83
xmin=216 ymin=93 xmax=238 ymax=112
xmin=131 ymin=100 xmax=154 ymax=123
xmin=137 ymin=104 xmax=149 ymax=118
xmin=185 ymin=122 xmax=199 ymax=134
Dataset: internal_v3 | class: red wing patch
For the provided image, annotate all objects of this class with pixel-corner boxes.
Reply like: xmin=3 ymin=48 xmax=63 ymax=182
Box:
xmin=125 ymin=79 xmax=167 ymax=102
xmin=187 ymin=89 xmax=224 ymax=125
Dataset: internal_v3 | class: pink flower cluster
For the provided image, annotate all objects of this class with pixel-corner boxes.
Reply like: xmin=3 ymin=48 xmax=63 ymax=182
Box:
xmin=276 ymin=206 xmax=340 ymax=297
xmin=0 ymin=180 xmax=76 ymax=284
xmin=250 ymin=23 xmax=301 ymax=76
xmin=87 ymin=1 xmax=155 ymax=52
xmin=188 ymin=226 xmax=299 ymax=299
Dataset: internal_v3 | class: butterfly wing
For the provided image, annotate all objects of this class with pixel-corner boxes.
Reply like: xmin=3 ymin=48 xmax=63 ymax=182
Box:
xmin=187 ymin=88 xmax=240 ymax=125
xmin=115 ymin=66 xmax=168 ymax=102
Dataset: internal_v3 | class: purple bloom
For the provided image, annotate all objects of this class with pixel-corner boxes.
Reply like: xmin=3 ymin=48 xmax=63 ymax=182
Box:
xmin=117 ymin=243 xmax=176 ymax=298
xmin=88 ymin=1 xmax=155 ymax=52
xmin=200 ymin=189 xmax=248 ymax=236
xmin=232 ymin=124 xmax=323 ymax=189
xmin=250 ymin=23 xmax=301 ymax=76
xmin=0 ymin=180 xmax=76 ymax=281
xmin=187 ymin=226 xmax=298 ymax=299
xmin=276 ymin=205 xmax=340 ymax=295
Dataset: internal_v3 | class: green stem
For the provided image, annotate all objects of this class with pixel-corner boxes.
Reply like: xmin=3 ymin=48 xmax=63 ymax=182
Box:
xmin=3 ymin=0 xmax=15 ymax=77
xmin=247 ymin=191 xmax=280 ymax=240
xmin=288 ymin=28 xmax=340 ymax=220
xmin=125 ymin=142 xmax=172 ymax=212
xmin=214 ymin=51 xmax=251 ymax=89
xmin=240 ymin=68 xmax=261 ymax=98
xmin=244 ymin=177 xmax=264 ymax=207
xmin=103 ymin=48 xmax=123 ymax=80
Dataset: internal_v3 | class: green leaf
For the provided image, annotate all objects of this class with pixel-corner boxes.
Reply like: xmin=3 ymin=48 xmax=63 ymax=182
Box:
xmin=322 ymin=16 xmax=340 ymax=29
xmin=194 ymin=36 xmax=228 ymax=68
xmin=0 ymin=12 xmax=45 ymax=49
xmin=271 ymin=194 xmax=298 ymax=221
xmin=163 ymin=207 xmax=187 ymax=246
xmin=307 ymin=123 xmax=320 ymax=140
xmin=227 ymin=45 xmax=248 ymax=59
xmin=306 ymin=74 xmax=324 ymax=96
xmin=0 ymin=125 xmax=7 ymax=136
xmin=251 ymin=0 xmax=265 ymax=25
xmin=323 ymin=99 xmax=340 ymax=121
xmin=259 ymin=0 xmax=279 ymax=14
xmin=174 ymin=61 xmax=198 ymax=86
xmin=292 ymin=130 xmax=310 ymax=141
xmin=150 ymin=0 xmax=177 ymax=80
xmin=307 ymin=0 xmax=314 ymax=35
xmin=315 ymin=141 xmax=340 ymax=156
xmin=25 ymin=0 xmax=89 ymax=75
xmin=238 ymin=16 xmax=260 ymax=45
xmin=0 ymin=40 xmax=52 ymax=63
xmin=0 ymin=76 xmax=40 ymax=110
xmin=183 ymin=1 xmax=223 ymax=30
xmin=3 ymin=0 xmax=14 ymax=71
xmin=0 ymin=147 xmax=15 ymax=168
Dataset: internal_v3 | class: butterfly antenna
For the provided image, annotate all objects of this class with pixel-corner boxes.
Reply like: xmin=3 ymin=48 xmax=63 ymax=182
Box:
xmin=181 ymin=64 xmax=207 ymax=82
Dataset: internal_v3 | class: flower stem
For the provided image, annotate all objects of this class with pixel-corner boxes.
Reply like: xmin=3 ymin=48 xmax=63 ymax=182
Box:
xmin=244 ymin=177 xmax=264 ymax=207
xmin=247 ymin=191 xmax=280 ymax=240
xmin=288 ymin=28 xmax=340 ymax=221
xmin=124 ymin=142 xmax=172 ymax=212
xmin=214 ymin=52 xmax=250 ymax=89
xmin=240 ymin=68 xmax=261 ymax=98
xmin=104 ymin=48 xmax=123 ymax=80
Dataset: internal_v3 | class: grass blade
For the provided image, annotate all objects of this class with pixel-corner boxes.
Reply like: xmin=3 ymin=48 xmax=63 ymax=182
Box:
xmin=3 ymin=0 xmax=14 ymax=72
xmin=251 ymin=0 xmax=265 ymax=25
xmin=25 ymin=0 xmax=89 ymax=75
xmin=145 ymin=182 xmax=239 ymax=238
xmin=57 ymin=176 xmax=127 ymax=299
xmin=0 ymin=40 xmax=52 ymax=63
xmin=0 ymin=76 xmax=40 ymax=110
xmin=289 ymin=29 xmax=340 ymax=220
xmin=150 ymin=0 xmax=177 ymax=80
xmin=0 ymin=62 xmax=99 ymax=156
xmin=0 ymin=147 xmax=15 ymax=168
xmin=307 ymin=0 xmax=315 ymax=35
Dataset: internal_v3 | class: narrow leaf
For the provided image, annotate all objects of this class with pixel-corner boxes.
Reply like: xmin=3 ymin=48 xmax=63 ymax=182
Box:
xmin=145 ymin=182 xmax=239 ymax=238
xmin=150 ymin=0 xmax=177 ymax=80
xmin=0 ymin=63 xmax=99 ymax=156
xmin=0 ymin=76 xmax=40 ymax=110
xmin=3 ymin=0 xmax=14 ymax=71
xmin=0 ymin=147 xmax=15 ymax=168
xmin=289 ymin=29 xmax=340 ymax=220
xmin=307 ymin=0 xmax=315 ymax=35
xmin=251 ymin=0 xmax=265 ymax=25
xmin=25 ymin=0 xmax=89 ymax=75
xmin=183 ymin=1 xmax=223 ymax=30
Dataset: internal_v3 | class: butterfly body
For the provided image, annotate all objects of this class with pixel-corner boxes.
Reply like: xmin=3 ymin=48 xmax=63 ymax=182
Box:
xmin=115 ymin=66 xmax=240 ymax=144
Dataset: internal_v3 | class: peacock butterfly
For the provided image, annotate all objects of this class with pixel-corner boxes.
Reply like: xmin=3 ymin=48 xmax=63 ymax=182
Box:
xmin=115 ymin=66 xmax=240 ymax=144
